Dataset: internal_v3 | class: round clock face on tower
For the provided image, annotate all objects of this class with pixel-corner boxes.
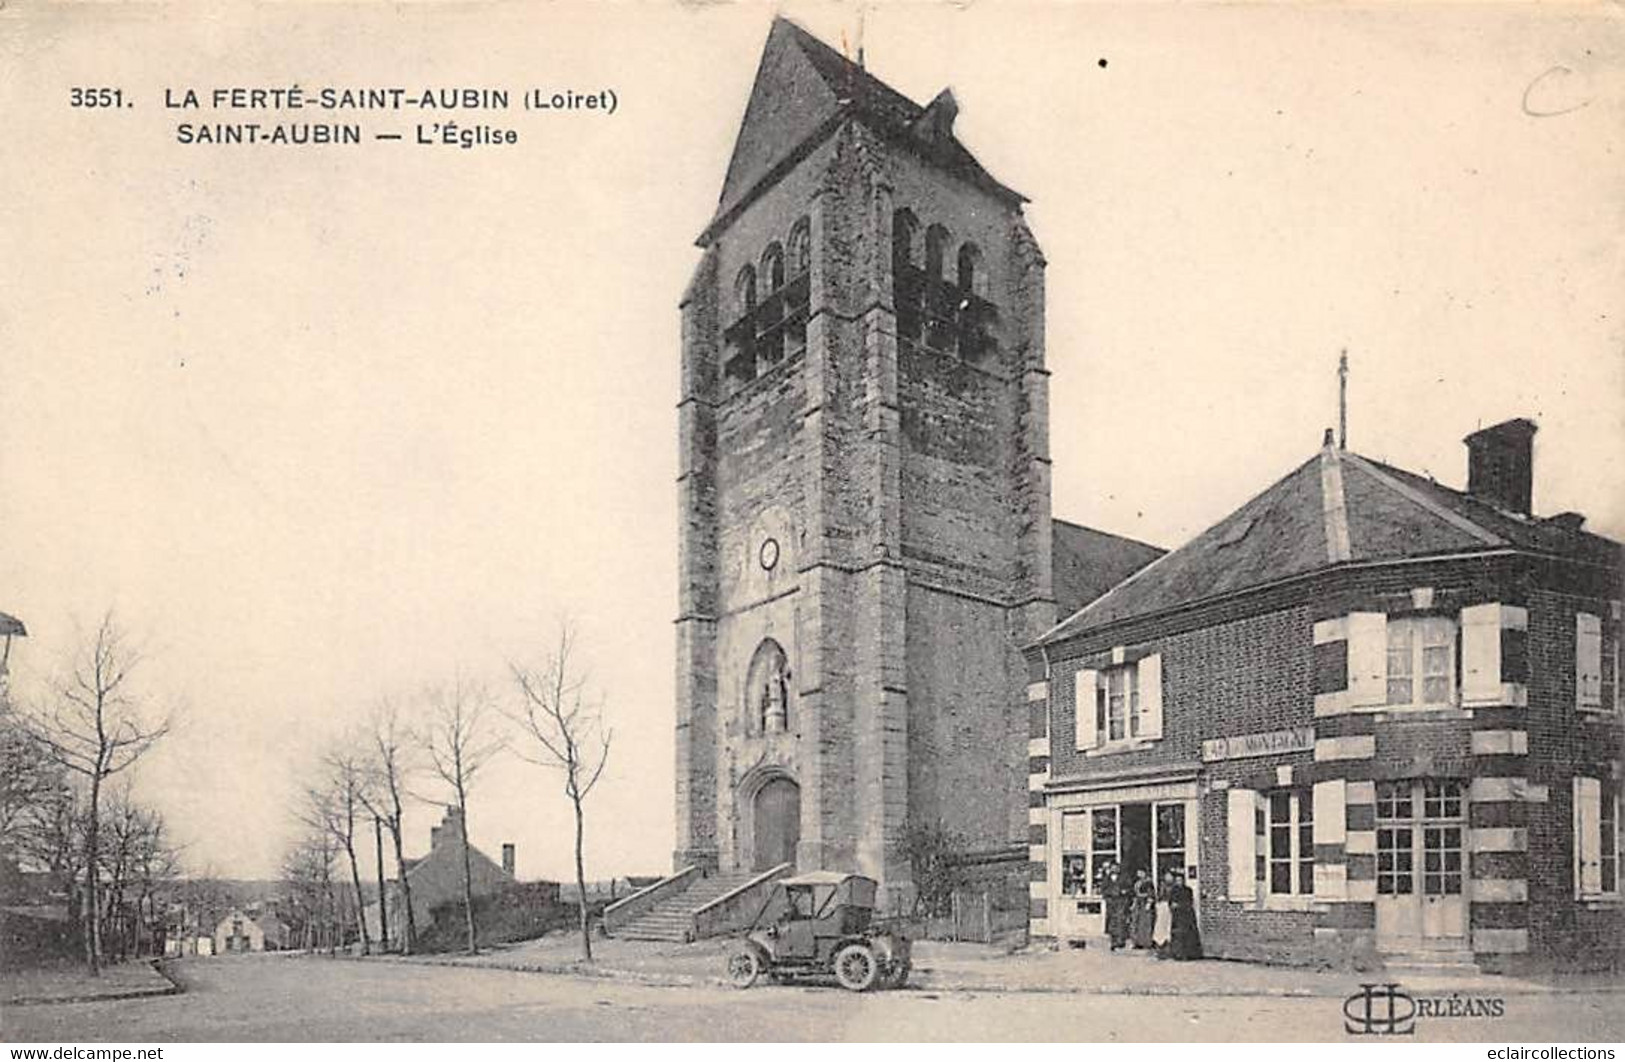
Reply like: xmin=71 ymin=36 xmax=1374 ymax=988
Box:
xmin=758 ymin=537 xmax=780 ymax=572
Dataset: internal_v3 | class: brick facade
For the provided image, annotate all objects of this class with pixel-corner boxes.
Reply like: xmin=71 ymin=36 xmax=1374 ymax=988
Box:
xmin=1030 ymin=522 xmax=1624 ymax=971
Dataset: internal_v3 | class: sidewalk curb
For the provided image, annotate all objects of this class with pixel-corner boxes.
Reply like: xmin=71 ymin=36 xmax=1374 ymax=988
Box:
xmin=3 ymin=959 xmax=183 ymax=1008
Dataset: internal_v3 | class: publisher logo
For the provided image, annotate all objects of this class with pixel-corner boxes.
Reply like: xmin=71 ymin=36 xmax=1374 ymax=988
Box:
xmin=1344 ymin=983 xmax=1417 ymax=1035
xmin=1343 ymin=983 xmax=1507 ymax=1035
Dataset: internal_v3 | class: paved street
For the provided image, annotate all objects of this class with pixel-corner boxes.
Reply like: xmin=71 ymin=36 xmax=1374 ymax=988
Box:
xmin=5 ymin=954 xmax=1622 ymax=1042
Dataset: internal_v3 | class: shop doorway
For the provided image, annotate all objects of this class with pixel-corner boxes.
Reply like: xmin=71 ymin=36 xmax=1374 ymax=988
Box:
xmin=1375 ymin=779 xmax=1468 ymax=949
xmin=1120 ymin=804 xmax=1152 ymax=880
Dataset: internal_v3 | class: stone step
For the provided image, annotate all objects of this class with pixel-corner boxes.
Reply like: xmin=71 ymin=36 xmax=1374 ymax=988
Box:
xmin=1384 ymin=950 xmax=1481 ymax=976
xmin=618 ymin=928 xmax=690 ymax=942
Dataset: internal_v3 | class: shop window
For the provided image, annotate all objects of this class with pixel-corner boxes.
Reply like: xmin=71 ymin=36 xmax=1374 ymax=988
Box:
xmin=1575 ymin=777 xmax=1622 ymax=898
xmin=1060 ymin=812 xmax=1090 ymax=896
xmin=1091 ymin=806 xmax=1119 ymax=893
xmin=1155 ymin=802 xmax=1186 ymax=882
xmin=1266 ymin=789 xmax=1314 ymax=895
xmin=1386 ymin=616 xmax=1456 ymax=708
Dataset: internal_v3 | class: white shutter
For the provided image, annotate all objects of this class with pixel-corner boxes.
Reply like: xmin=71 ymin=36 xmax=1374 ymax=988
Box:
xmin=1227 ymin=788 xmax=1258 ymax=902
xmin=1346 ymin=612 xmax=1388 ymax=707
xmin=1137 ymin=653 xmax=1163 ymax=740
xmin=1577 ymin=613 xmax=1604 ymax=710
xmin=1074 ymin=668 xmax=1100 ymax=751
xmin=1313 ymin=780 xmax=1347 ymax=846
xmin=1461 ymin=603 xmax=1504 ymax=705
xmin=1576 ymin=777 xmax=1603 ymax=897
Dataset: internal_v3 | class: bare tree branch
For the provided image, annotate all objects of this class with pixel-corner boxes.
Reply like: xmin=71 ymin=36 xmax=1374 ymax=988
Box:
xmin=507 ymin=620 xmax=612 ymax=962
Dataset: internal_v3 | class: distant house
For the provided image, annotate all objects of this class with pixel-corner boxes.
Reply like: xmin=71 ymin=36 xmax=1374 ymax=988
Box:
xmin=363 ymin=808 xmax=516 ymax=948
xmin=212 ymin=908 xmax=289 ymax=954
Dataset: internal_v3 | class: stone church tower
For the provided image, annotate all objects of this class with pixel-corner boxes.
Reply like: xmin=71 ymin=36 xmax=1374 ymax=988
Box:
xmin=675 ymin=19 xmax=1055 ymax=904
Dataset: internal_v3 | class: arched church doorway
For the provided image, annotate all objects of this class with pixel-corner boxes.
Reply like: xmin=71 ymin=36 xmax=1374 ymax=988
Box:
xmin=752 ymin=777 xmax=801 ymax=871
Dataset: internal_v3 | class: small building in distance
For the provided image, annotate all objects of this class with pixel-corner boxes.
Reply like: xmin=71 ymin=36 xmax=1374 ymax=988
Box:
xmin=363 ymin=807 xmax=519 ymax=949
xmin=213 ymin=908 xmax=289 ymax=954
xmin=1028 ymin=418 xmax=1622 ymax=972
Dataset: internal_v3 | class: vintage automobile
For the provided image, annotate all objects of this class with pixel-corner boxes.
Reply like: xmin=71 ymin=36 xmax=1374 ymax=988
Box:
xmin=725 ymin=871 xmax=911 ymax=991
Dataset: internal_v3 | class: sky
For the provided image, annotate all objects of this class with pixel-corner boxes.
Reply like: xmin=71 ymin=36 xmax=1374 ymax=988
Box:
xmin=1 ymin=1 xmax=1620 ymax=883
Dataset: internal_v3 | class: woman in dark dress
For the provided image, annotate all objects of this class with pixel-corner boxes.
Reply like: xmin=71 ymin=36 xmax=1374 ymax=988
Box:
xmin=1162 ymin=869 xmax=1203 ymax=960
xmin=1130 ymin=869 xmax=1157 ymax=949
xmin=1101 ymin=862 xmax=1130 ymax=951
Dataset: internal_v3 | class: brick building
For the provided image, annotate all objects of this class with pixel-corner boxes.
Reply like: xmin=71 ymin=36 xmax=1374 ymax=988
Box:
xmin=674 ymin=19 xmax=1159 ymax=905
xmin=1027 ymin=420 xmax=1623 ymax=970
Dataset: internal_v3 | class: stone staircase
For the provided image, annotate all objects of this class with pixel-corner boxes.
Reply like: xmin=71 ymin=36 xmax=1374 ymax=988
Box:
xmin=612 ymin=870 xmax=766 ymax=943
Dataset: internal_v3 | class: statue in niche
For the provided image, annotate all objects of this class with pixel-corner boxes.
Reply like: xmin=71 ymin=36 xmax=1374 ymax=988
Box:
xmin=761 ymin=657 xmax=789 ymax=733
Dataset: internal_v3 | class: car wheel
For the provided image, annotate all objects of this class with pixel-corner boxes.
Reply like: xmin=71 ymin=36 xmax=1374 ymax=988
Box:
xmin=726 ymin=947 xmax=762 ymax=989
xmin=881 ymin=959 xmax=911 ymax=989
xmin=833 ymin=943 xmax=879 ymax=992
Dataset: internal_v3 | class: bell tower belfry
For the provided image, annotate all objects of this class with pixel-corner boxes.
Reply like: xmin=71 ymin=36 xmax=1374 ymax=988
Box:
xmin=675 ymin=18 xmax=1053 ymax=905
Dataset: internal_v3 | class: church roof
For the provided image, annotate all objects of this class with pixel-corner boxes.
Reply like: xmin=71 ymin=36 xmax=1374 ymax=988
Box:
xmin=1051 ymin=519 xmax=1165 ymax=619
xmin=1040 ymin=438 xmax=1622 ymax=644
xmin=700 ymin=18 xmax=1024 ymax=246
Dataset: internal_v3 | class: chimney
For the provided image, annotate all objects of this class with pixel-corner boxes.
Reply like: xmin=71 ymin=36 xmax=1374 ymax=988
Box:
xmin=429 ymin=825 xmax=442 ymax=850
xmin=501 ymin=843 xmax=515 ymax=877
xmin=1464 ymin=418 xmax=1537 ymax=516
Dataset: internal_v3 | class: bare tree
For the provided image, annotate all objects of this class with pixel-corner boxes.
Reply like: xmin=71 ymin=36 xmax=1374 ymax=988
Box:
xmin=23 ymin=613 xmax=170 ymax=974
xmin=280 ymin=832 xmax=337 ymax=952
xmin=509 ymin=623 xmax=611 ymax=961
xmin=0 ymin=701 xmax=61 ymax=855
xmin=301 ymin=746 xmax=374 ymax=956
xmin=419 ymin=673 xmax=501 ymax=955
xmin=360 ymin=697 xmax=418 ymax=954
xmin=16 ymin=781 xmax=87 ymax=938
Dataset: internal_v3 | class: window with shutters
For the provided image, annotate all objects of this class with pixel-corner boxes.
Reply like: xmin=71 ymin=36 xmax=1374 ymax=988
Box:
xmin=1266 ymin=789 xmax=1315 ymax=895
xmin=1612 ymin=611 xmax=1622 ymax=714
xmin=1073 ymin=655 xmax=1163 ymax=753
xmin=1575 ymin=777 xmax=1621 ymax=899
xmin=1577 ymin=612 xmax=1605 ymax=712
xmin=1385 ymin=616 xmax=1457 ymax=708
xmin=1080 ymin=661 xmax=1163 ymax=750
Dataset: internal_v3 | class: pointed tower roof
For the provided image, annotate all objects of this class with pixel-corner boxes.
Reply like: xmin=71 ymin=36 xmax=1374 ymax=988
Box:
xmin=699 ymin=18 xmax=1024 ymax=246
xmin=1039 ymin=435 xmax=1621 ymax=643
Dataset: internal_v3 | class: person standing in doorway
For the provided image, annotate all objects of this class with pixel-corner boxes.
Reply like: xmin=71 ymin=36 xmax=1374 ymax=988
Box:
xmin=1161 ymin=869 xmax=1203 ymax=961
xmin=1130 ymin=869 xmax=1157 ymax=949
xmin=1102 ymin=863 xmax=1131 ymax=951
